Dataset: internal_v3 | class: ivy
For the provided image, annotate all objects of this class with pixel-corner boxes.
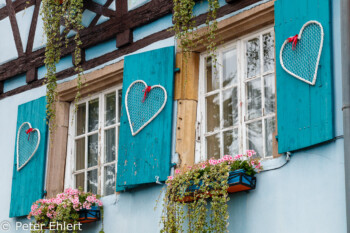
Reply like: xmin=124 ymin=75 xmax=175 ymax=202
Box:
xmin=41 ymin=0 xmax=84 ymax=131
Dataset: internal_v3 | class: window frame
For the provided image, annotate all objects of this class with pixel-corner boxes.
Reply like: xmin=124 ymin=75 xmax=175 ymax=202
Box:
xmin=195 ymin=26 xmax=276 ymax=163
xmin=65 ymin=84 xmax=122 ymax=196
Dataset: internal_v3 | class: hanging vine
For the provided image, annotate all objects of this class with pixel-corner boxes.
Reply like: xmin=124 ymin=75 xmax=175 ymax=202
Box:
xmin=42 ymin=0 xmax=84 ymax=131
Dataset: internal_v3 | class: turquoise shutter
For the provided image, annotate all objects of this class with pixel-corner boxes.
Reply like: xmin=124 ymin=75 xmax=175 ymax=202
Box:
xmin=116 ymin=46 xmax=175 ymax=191
xmin=9 ymin=97 xmax=48 ymax=217
xmin=275 ymin=0 xmax=334 ymax=153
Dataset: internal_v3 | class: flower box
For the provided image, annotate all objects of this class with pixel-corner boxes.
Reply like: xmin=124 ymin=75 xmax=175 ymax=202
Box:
xmin=177 ymin=169 xmax=256 ymax=203
xmin=78 ymin=206 xmax=101 ymax=223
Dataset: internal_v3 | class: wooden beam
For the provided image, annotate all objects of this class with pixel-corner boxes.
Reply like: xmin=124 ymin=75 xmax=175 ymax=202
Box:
xmin=84 ymin=0 xmax=116 ymax=18
xmin=174 ymin=52 xmax=199 ymax=101
xmin=116 ymin=29 xmax=132 ymax=48
xmin=6 ymin=0 xmax=24 ymax=56
xmin=0 ymin=81 xmax=3 ymax=94
xmin=25 ymin=0 xmax=40 ymax=53
xmin=89 ymin=0 xmax=114 ymax=28
xmin=26 ymin=67 xmax=37 ymax=83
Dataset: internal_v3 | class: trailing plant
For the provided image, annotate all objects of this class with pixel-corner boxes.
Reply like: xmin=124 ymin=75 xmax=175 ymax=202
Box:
xmin=28 ymin=188 xmax=104 ymax=233
xmin=160 ymin=150 xmax=262 ymax=233
xmin=41 ymin=0 xmax=84 ymax=131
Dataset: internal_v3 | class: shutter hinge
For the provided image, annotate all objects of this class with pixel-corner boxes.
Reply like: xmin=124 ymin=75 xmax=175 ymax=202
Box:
xmin=196 ymin=121 xmax=201 ymax=141
xmin=174 ymin=68 xmax=180 ymax=73
xmin=275 ymin=135 xmax=278 ymax=141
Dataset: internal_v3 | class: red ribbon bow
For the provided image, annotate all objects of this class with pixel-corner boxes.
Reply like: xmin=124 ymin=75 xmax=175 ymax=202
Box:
xmin=288 ymin=34 xmax=299 ymax=50
xmin=25 ymin=128 xmax=34 ymax=140
xmin=142 ymin=86 xmax=152 ymax=102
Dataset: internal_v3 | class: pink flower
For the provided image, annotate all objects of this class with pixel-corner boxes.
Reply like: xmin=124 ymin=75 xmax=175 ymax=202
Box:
xmin=201 ymin=164 xmax=206 ymax=169
xmin=168 ymin=176 xmax=174 ymax=180
xmin=175 ymin=169 xmax=180 ymax=174
xmin=228 ymin=155 xmax=233 ymax=161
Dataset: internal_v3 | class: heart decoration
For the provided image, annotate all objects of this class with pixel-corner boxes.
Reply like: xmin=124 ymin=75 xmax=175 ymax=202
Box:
xmin=280 ymin=20 xmax=324 ymax=85
xmin=17 ymin=122 xmax=41 ymax=171
xmin=125 ymin=80 xmax=167 ymax=136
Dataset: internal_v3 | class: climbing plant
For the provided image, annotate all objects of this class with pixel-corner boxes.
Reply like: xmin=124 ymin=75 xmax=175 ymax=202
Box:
xmin=41 ymin=0 xmax=84 ymax=130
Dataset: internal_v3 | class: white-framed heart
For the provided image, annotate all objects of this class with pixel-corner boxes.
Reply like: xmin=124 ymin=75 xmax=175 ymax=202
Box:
xmin=279 ymin=20 xmax=324 ymax=85
xmin=17 ymin=122 xmax=41 ymax=171
xmin=125 ymin=80 xmax=167 ymax=136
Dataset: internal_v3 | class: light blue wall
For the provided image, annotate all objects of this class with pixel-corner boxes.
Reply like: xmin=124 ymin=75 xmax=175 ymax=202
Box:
xmin=0 ymin=0 xmax=346 ymax=232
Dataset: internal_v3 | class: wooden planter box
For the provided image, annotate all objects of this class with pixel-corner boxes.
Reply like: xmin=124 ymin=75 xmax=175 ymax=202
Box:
xmin=177 ymin=169 xmax=256 ymax=203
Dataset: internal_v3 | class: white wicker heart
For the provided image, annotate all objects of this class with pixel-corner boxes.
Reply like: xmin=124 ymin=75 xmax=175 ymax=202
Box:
xmin=17 ymin=122 xmax=40 ymax=171
xmin=125 ymin=80 xmax=167 ymax=136
xmin=279 ymin=20 xmax=324 ymax=85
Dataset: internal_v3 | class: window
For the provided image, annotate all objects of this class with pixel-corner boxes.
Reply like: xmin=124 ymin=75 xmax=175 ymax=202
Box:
xmin=68 ymin=85 xmax=122 ymax=196
xmin=197 ymin=28 xmax=275 ymax=161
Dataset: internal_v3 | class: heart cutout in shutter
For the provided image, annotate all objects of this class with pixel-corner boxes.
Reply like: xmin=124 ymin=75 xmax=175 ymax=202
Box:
xmin=17 ymin=122 xmax=41 ymax=171
xmin=280 ymin=20 xmax=324 ymax=85
xmin=125 ymin=80 xmax=167 ymax=136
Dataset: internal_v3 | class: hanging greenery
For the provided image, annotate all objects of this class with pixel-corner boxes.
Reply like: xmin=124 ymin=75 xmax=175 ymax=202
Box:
xmin=41 ymin=0 xmax=84 ymax=130
xmin=160 ymin=152 xmax=262 ymax=233
xmin=172 ymin=0 xmax=220 ymax=60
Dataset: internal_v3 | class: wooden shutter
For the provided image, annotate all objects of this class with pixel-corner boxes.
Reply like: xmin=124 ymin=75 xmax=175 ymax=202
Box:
xmin=275 ymin=0 xmax=334 ymax=153
xmin=9 ymin=97 xmax=48 ymax=217
xmin=116 ymin=46 xmax=175 ymax=191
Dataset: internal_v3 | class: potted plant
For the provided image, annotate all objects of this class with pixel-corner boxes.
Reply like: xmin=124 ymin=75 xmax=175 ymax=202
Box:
xmin=161 ymin=150 xmax=262 ymax=232
xmin=28 ymin=188 xmax=104 ymax=233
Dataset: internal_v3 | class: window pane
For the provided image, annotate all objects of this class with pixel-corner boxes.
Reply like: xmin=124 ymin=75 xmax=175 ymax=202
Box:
xmin=264 ymin=74 xmax=275 ymax=115
xmin=76 ymin=103 xmax=86 ymax=135
xmin=88 ymin=134 xmax=98 ymax=167
xmin=206 ymin=57 xmax=219 ymax=92
xmin=75 ymin=138 xmax=85 ymax=170
xmin=246 ymin=38 xmax=260 ymax=78
xmin=206 ymin=133 xmax=220 ymax=159
xmin=104 ymin=164 xmax=116 ymax=196
xmin=223 ymin=87 xmax=238 ymax=128
xmin=75 ymin=173 xmax=84 ymax=191
xmin=105 ymin=128 xmax=116 ymax=163
xmin=87 ymin=169 xmax=98 ymax=194
xmin=223 ymin=129 xmax=239 ymax=156
xmin=223 ymin=49 xmax=237 ymax=87
xmin=263 ymin=32 xmax=275 ymax=72
xmin=88 ymin=99 xmax=99 ymax=132
xmin=206 ymin=94 xmax=220 ymax=132
xmin=246 ymin=120 xmax=263 ymax=157
xmin=246 ymin=78 xmax=262 ymax=120
xmin=265 ymin=117 xmax=275 ymax=157
xmin=105 ymin=92 xmax=116 ymax=126
xmin=118 ymin=89 xmax=122 ymax=123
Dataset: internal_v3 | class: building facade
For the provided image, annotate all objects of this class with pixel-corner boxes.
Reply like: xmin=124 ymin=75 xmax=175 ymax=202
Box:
xmin=0 ymin=0 xmax=347 ymax=232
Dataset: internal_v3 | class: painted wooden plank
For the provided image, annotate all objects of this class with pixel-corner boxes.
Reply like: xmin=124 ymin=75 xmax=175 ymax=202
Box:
xmin=9 ymin=96 xmax=48 ymax=217
xmin=116 ymin=46 xmax=175 ymax=191
xmin=275 ymin=0 xmax=334 ymax=153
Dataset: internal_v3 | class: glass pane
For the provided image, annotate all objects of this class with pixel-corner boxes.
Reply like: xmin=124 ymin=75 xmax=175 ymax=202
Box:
xmin=87 ymin=169 xmax=98 ymax=194
xmin=206 ymin=94 xmax=220 ymax=132
xmin=105 ymin=128 xmax=116 ymax=163
xmin=104 ymin=164 xmax=116 ymax=196
xmin=88 ymin=134 xmax=98 ymax=167
xmin=75 ymin=173 xmax=84 ymax=191
xmin=223 ymin=129 xmax=239 ymax=156
xmin=105 ymin=92 xmax=116 ymax=126
xmin=76 ymin=103 xmax=86 ymax=135
xmin=246 ymin=120 xmax=263 ymax=157
xmin=75 ymin=138 xmax=85 ymax=170
xmin=246 ymin=38 xmax=260 ymax=78
xmin=265 ymin=117 xmax=275 ymax=157
xmin=223 ymin=87 xmax=238 ymax=128
xmin=206 ymin=133 xmax=220 ymax=159
xmin=263 ymin=32 xmax=275 ymax=72
xmin=88 ymin=99 xmax=99 ymax=132
xmin=246 ymin=78 xmax=262 ymax=120
xmin=264 ymin=74 xmax=275 ymax=115
xmin=223 ymin=49 xmax=237 ymax=87
xmin=118 ymin=89 xmax=122 ymax=122
xmin=206 ymin=57 xmax=219 ymax=92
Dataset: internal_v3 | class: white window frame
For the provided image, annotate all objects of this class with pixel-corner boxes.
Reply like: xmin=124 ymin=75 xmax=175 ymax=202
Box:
xmin=195 ymin=27 xmax=275 ymax=163
xmin=65 ymin=84 xmax=122 ymax=196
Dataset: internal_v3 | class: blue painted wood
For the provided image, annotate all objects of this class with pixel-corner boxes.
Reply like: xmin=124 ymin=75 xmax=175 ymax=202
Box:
xmin=116 ymin=46 xmax=175 ymax=191
xmin=275 ymin=0 xmax=334 ymax=153
xmin=9 ymin=96 xmax=48 ymax=217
